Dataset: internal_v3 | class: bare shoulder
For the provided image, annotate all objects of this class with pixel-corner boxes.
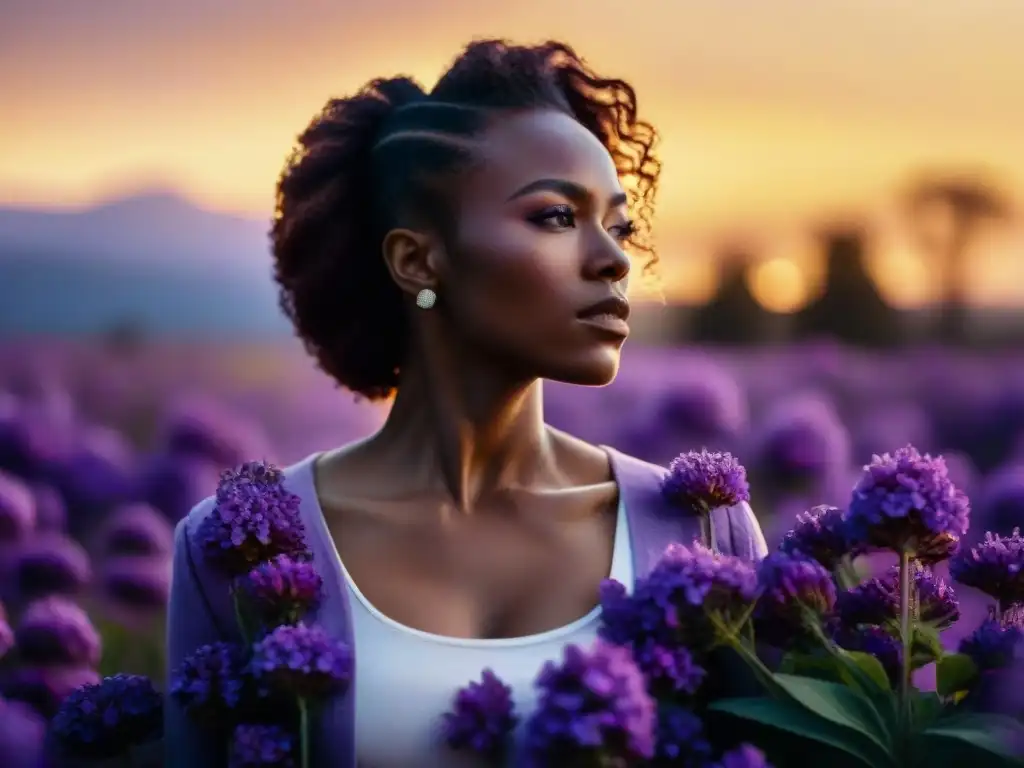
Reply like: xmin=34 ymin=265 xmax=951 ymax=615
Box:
xmin=545 ymin=426 xmax=617 ymax=488
xmin=310 ymin=436 xmax=390 ymax=516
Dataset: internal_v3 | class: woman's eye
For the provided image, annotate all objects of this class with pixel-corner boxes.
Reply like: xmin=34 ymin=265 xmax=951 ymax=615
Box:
xmin=530 ymin=206 xmax=576 ymax=229
xmin=610 ymin=221 xmax=636 ymax=241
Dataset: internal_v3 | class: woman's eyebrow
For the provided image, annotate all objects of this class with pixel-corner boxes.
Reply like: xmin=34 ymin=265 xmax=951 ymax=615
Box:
xmin=506 ymin=178 xmax=628 ymax=208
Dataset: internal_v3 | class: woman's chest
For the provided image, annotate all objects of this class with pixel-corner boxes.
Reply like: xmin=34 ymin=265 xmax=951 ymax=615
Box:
xmin=348 ymin=601 xmax=604 ymax=768
xmin=331 ymin=506 xmax=617 ymax=639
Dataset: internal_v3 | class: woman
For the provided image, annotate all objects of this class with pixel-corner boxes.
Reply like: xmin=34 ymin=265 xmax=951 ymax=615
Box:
xmin=166 ymin=39 xmax=767 ymax=767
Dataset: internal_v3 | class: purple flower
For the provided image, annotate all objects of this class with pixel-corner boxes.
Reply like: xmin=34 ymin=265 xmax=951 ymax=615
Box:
xmin=833 ymin=625 xmax=901 ymax=686
xmin=714 ymin=743 xmax=774 ymax=768
xmin=598 ymin=580 xmax=707 ymax=698
xmin=30 ymin=483 xmax=65 ymax=533
xmin=959 ymin=618 xmax=1023 ymax=672
xmin=0 ymin=696 xmax=47 ymax=768
xmin=0 ymin=602 xmax=12 ymax=661
xmin=0 ymin=665 xmax=100 ymax=719
xmin=99 ymin=503 xmax=174 ymax=558
xmin=521 ymin=641 xmax=655 ymax=767
xmin=229 ymin=723 xmax=296 ymax=768
xmin=162 ymin=398 xmax=269 ymax=468
xmin=949 ymin=528 xmax=1024 ymax=607
xmin=240 ymin=554 xmax=322 ymax=626
xmin=974 ymin=463 xmax=1024 ymax=536
xmin=754 ymin=552 xmax=836 ymax=649
xmin=749 ymin=394 xmax=850 ymax=492
xmin=653 ymin=366 xmax=748 ymax=442
xmin=15 ymin=596 xmax=101 ymax=667
xmin=778 ymin=505 xmax=856 ymax=571
xmin=654 ymin=705 xmax=713 ymax=767
xmin=50 ymin=674 xmax=163 ymax=758
xmin=602 ymin=543 xmax=759 ymax=654
xmin=837 ymin=564 xmax=959 ymax=630
xmin=662 ymin=450 xmax=750 ymax=512
xmin=846 ymin=445 xmax=970 ymax=562
xmin=138 ymin=451 xmax=222 ymax=523
xmin=250 ymin=622 xmax=352 ymax=701
xmin=11 ymin=533 xmax=91 ymax=601
xmin=0 ymin=471 xmax=35 ymax=546
xmin=441 ymin=669 xmax=517 ymax=758
xmin=836 ymin=577 xmax=897 ymax=628
xmin=195 ymin=461 xmax=309 ymax=576
xmin=48 ymin=429 xmax=135 ymax=537
xmin=100 ymin=556 xmax=171 ymax=611
xmin=169 ymin=641 xmax=249 ymax=724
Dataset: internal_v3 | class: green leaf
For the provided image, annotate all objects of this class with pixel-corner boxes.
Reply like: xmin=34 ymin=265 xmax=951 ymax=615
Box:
xmin=771 ymin=673 xmax=896 ymax=758
xmin=913 ymin=625 xmax=945 ymax=662
xmin=709 ymin=696 xmax=894 ymax=767
xmin=911 ymin=691 xmax=944 ymax=731
xmin=935 ymin=653 xmax=979 ymax=697
xmin=780 ymin=652 xmax=846 ymax=683
xmin=842 ymin=651 xmax=892 ymax=692
xmin=919 ymin=712 xmax=1024 ymax=767
xmin=835 ymin=557 xmax=863 ymax=590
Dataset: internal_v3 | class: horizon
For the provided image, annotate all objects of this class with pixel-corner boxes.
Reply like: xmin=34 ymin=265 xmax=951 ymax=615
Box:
xmin=2 ymin=0 xmax=1023 ymax=309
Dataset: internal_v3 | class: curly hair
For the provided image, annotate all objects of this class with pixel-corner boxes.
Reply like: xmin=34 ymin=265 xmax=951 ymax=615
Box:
xmin=271 ymin=39 xmax=661 ymax=401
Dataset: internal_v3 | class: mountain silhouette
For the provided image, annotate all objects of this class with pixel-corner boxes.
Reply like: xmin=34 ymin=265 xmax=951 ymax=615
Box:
xmin=0 ymin=190 xmax=269 ymax=270
xmin=0 ymin=191 xmax=289 ymax=336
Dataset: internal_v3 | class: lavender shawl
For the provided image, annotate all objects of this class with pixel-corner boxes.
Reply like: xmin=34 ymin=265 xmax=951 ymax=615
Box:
xmin=164 ymin=447 xmax=767 ymax=766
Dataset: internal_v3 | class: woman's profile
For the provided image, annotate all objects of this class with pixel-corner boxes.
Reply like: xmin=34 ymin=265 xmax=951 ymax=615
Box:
xmin=165 ymin=38 xmax=767 ymax=767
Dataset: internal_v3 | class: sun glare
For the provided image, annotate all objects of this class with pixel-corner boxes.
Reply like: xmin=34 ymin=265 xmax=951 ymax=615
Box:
xmin=747 ymin=257 xmax=809 ymax=314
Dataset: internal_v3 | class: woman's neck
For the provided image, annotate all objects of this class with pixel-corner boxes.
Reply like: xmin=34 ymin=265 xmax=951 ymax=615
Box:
xmin=373 ymin=352 xmax=555 ymax=512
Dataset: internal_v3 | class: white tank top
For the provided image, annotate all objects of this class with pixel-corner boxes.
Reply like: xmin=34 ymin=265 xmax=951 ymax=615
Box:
xmin=331 ymin=500 xmax=634 ymax=768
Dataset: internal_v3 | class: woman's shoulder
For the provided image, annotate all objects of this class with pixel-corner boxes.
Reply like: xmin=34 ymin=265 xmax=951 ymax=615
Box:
xmin=601 ymin=444 xmax=768 ymax=563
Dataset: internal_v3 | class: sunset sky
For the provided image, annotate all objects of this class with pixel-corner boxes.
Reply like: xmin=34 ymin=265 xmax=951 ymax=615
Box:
xmin=2 ymin=0 xmax=1022 ymax=308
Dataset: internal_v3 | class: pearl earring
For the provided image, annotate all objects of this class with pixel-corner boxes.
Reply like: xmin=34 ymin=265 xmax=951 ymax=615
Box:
xmin=415 ymin=288 xmax=437 ymax=310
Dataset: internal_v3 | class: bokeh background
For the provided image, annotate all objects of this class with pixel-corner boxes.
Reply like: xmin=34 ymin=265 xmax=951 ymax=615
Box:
xmin=0 ymin=0 xmax=1022 ymax=758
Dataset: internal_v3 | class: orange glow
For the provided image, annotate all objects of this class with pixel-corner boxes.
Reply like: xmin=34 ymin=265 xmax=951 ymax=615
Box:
xmin=1 ymin=1 xmax=1022 ymax=306
xmin=747 ymin=257 xmax=809 ymax=314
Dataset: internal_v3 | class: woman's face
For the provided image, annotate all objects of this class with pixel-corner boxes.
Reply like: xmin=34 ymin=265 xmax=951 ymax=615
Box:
xmin=441 ymin=109 xmax=635 ymax=387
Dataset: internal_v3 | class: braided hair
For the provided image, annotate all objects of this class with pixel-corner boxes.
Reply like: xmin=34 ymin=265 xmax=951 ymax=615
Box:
xmin=271 ymin=39 xmax=661 ymax=400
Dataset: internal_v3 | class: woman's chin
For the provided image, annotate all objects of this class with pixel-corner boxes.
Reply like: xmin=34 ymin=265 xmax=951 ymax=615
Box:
xmin=547 ymin=350 xmax=622 ymax=388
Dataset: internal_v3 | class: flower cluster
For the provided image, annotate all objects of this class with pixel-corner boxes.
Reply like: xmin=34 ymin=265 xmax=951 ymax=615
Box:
xmin=846 ymin=445 xmax=970 ymax=560
xmin=778 ymin=505 xmax=855 ymax=571
xmin=837 ymin=564 xmax=959 ymax=630
xmin=959 ymin=616 xmax=1024 ymax=672
xmin=50 ymin=674 xmax=163 ymax=758
xmin=250 ymin=623 xmax=352 ymax=700
xmin=14 ymin=595 xmax=102 ymax=667
xmin=170 ymin=461 xmax=351 ymax=768
xmin=949 ymin=528 xmax=1024 ymax=608
xmin=441 ymin=669 xmax=518 ymax=759
xmin=168 ymin=640 xmax=250 ymax=724
xmin=753 ymin=551 xmax=836 ymax=649
xmin=439 ymin=443 xmax=1022 ymax=766
xmin=662 ymin=449 xmax=750 ymax=512
xmin=194 ymin=462 xmax=309 ymax=576
xmin=521 ymin=641 xmax=656 ymax=767
xmin=229 ymin=723 xmax=296 ymax=767
xmin=240 ymin=554 xmax=323 ymax=626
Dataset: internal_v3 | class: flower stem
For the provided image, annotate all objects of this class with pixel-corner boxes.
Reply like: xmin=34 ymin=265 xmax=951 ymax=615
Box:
xmin=232 ymin=591 xmax=251 ymax=645
xmin=298 ymin=696 xmax=310 ymax=768
xmin=898 ymin=549 xmax=913 ymax=756
xmin=709 ymin=613 xmax=777 ymax=694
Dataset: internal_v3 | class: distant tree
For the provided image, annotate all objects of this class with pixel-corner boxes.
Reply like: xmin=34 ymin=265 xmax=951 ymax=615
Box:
xmin=793 ymin=225 xmax=899 ymax=346
xmin=903 ymin=174 xmax=1014 ymax=344
xmin=690 ymin=246 xmax=776 ymax=344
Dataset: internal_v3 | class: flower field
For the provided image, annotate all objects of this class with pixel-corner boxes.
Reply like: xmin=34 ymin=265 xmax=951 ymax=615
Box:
xmin=0 ymin=339 xmax=1022 ymax=765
